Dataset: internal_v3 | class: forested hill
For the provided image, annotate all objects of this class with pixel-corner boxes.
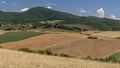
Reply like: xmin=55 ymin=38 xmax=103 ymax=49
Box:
xmin=0 ymin=7 xmax=120 ymax=31
xmin=0 ymin=7 xmax=79 ymax=23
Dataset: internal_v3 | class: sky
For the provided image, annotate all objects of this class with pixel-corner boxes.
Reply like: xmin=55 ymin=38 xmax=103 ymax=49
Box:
xmin=0 ymin=0 xmax=120 ymax=20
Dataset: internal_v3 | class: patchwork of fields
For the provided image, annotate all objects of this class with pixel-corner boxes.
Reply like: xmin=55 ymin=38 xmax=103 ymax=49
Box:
xmin=0 ymin=31 xmax=120 ymax=58
xmin=0 ymin=31 xmax=120 ymax=68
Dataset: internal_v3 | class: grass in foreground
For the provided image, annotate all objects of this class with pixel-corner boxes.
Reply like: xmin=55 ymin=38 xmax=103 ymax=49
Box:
xmin=0 ymin=31 xmax=45 ymax=43
xmin=0 ymin=49 xmax=119 ymax=68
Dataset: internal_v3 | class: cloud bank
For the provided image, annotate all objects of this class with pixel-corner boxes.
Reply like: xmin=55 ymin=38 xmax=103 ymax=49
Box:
xmin=110 ymin=14 xmax=120 ymax=20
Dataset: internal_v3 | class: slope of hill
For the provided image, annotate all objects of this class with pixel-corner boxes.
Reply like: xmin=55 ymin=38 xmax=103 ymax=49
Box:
xmin=1 ymin=7 xmax=120 ymax=31
xmin=0 ymin=49 xmax=120 ymax=68
xmin=0 ymin=7 xmax=79 ymax=23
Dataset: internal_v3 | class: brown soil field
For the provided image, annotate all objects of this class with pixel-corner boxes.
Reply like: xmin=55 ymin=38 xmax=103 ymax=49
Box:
xmin=49 ymin=39 xmax=120 ymax=58
xmin=1 ymin=31 xmax=120 ymax=58
xmin=1 ymin=32 xmax=87 ymax=50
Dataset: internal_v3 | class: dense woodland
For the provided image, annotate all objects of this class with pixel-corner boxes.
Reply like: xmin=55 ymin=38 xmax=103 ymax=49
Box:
xmin=0 ymin=7 xmax=120 ymax=31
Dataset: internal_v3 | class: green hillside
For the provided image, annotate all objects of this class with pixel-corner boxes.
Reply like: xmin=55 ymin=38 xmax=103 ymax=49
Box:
xmin=0 ymin=7 xmax=120 ymax=31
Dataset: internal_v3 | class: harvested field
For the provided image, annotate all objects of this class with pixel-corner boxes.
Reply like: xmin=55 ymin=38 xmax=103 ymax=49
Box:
xmin=49 ymin=39 xmax=120 ymax=58
xmin=1 ymin=33 xmax=87 ymax=50
xmin=91 ymin=31 xmax=120 ymax=38
xmin=2 ymin=31 xmax=120 ymax=58
xmin=0 ymin=49 xmax=120 ymax=68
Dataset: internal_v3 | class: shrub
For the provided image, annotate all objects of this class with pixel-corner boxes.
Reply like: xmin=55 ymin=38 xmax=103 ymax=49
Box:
xmin=44 ymin=50 xmax=53 ymax=55
xmin=105 ymin=56 xmax=118 ymax=63
xmin=59 ymin=53 xmax=73 ymax=58
xmin=84 ymin=56 xmax=93 ymax=60
xmin=87 ymin=36 xmax=97 ymax=39
xmin=18 ymin=48 xmax=75 ymax=58
xmin=36 ymin=50 xmax=44 ymax=54
xmin=98 ymin=58 xmax=105 ymax=62
xmin=18 ymin=48 xmax=34 ymax=53
xmin=0 ymin=46 xmax=3 ymax=48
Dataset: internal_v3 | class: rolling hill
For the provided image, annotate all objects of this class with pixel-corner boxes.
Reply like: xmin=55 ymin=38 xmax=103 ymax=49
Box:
xmin=0 ymin=7 xmax=79 ymax=23
xmin=1 ymin=31 xmax=120 ymax=58
xmin=0 ymin=7 xmax=120 ymax=31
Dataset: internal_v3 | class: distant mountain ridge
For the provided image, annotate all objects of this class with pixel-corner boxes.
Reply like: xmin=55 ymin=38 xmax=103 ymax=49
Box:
xmin=0 ymin=7 xmax=79 ymax=23
xmin=0 ymin=7 xmax=120 ymax=31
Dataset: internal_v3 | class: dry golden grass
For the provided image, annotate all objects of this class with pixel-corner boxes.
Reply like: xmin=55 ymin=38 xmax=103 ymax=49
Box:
xmin=91 ymin=31 xmax=120 ymax=38
xmin=81 ymin=31 xmax=100 ymax=35
xmin=0 ymin=49 xmax=120 ymax=68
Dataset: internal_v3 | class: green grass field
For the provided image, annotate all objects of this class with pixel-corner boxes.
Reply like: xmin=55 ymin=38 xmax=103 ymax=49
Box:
xmin=0 ymin=31 xmax=45 ymax=43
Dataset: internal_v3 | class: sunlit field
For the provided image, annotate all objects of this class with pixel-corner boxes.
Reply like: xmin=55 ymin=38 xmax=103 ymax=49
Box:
xmin=0 ymin=49 xmax=119 ymax=68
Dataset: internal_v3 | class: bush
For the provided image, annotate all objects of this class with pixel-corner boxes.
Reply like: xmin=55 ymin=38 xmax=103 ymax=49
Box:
xmin=18 ymin=48 xmax=34 ymax=53
xmin=98 ymin=58 xmax=105 ymax=62
xmin=0 ymin=46 xmax=3 ymax=48
xmin=105 ymin=57 xmax=118 ymax=63
xmin=44 ymin=50 xmax=53 ymax=55
xmin=83 ymin=56 xmax=93 ymax=60
xmin=18 ymin=48 xmax=74 ymax=58
xmin=87 ymin=36 xmax=97 ymax=39
xmin=36 ymin=50 xmax=44 ymax=54
xmin=59 ymin=53 xmax=73 ymax=58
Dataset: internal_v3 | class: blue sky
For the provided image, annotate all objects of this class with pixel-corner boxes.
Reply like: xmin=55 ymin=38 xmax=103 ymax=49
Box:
xmin=0 ymin=0 xmax=120 ymax=20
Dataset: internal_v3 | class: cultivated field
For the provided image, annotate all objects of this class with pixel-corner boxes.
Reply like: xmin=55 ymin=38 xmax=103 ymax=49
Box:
xmin=91 ymin=31 xmax=120 ymax=39
xmin=49 ymin=39 xmax=120 ymax=58
xmin=1 ymin=31 xmax=120 ymax=58
xmin=0 ymin=49 xmax=119 ymax=68
xmin=0 ymin=31 xmax=45 ymax=43
xmin=1 ymin=32 xmax=87 ymax=50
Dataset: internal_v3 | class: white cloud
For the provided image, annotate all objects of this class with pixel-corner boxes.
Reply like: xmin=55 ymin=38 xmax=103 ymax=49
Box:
xmin=76 ymin=8 xmax=87 ymax=13
xmin=46 ymin=3 xmax=56 ymax=9
xmin=1 ymin=1 xmax=7 ymax=4
xmin=97 ymin=8 xmax=105 ymax=18
xmin=110 ymin=14 xmax=120 ymax=20
xmin=20 ymin=8 xmax=29 ymax=12
xmin=47 ymin=5 xmax=52 ymax=9
xmin=80 ymin=8 xmax=87 ymax=13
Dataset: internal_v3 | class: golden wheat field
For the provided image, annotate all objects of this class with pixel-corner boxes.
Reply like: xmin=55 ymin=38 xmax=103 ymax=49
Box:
xmin=0 ymin=49 xmax=119 ymax=68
